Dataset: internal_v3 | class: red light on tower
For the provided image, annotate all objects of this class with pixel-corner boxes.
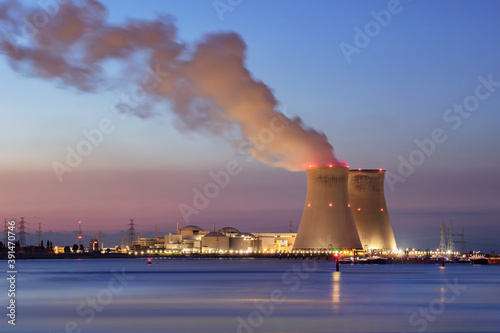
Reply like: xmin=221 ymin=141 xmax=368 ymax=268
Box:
xmin=79 ymin=220 xmax=81 ymax=224
xmin=357 ymin=208 xmax=361 ymax=211
xmin=328 ymin=164 xmax=333 ymax=168
xmin=380 ymin=208 xmax=384 ymax=211
xmin=78 ymin=235 xmax=82 ymax=239
xmin=329 ymin=203 xmax=333 ymax=207
xmin=308 ymin=164 xmax=313 ymax=168
xmin=358 ymin=168 xmax=361 ymax=171
xmin=307 ymin=203 xmax=311 ymax=207
xmin=347 ymin=203 xmax=351 ymax=208
xmin=379 ymin=168 xmax=383 ymax=171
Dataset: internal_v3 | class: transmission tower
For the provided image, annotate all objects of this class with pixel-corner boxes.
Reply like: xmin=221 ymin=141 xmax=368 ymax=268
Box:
xmin=447 ymin=220 xmax=455 ymax=253
xmin=18 ymin=217 xmax=27 ymax=247
xmin=127 ymin=219 xmax=136 ymax=247
xmin=3 ymin=218 xmax=7 ymax=246
xmin=78 ymin=220 xmax=82 ymax=246
xmin=453 ymin=227 xmax=466 ymax=254
xmin=37 ymin=223 xmax=42 ymax=246
xmin=439 ymin=221 xmax=447 ymax=253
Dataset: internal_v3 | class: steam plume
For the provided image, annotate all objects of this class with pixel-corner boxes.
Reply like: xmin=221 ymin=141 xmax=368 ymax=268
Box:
xmin=0 ymin=0 xmax=346 ymax=171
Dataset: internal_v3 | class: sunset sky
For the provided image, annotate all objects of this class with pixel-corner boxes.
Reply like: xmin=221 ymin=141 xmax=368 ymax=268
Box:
xmin=1 ymin=0 xmax=499 ymax=251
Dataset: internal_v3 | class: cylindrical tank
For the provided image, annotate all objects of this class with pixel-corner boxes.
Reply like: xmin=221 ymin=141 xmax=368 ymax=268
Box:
xmin=348 ymin=169 xmax=397 ymax=251
xmin=293 ymin=166 xmax=362 ymax=250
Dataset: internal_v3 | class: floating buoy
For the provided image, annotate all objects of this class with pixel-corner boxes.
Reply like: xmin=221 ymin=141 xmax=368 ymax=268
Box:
xmin=147 ymin=258 xmax=152 ymax=265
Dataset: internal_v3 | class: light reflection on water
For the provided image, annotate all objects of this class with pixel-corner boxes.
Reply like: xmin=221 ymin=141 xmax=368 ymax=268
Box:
xmin=1 ymin=258 xmax=499 ymax=333
xmin=332 ymin=271 xmax=341 ymax=309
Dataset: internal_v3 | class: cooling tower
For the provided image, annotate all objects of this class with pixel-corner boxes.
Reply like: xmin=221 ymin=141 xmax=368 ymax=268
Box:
xmin=293 ymin=166 xmax=362 ymax=250
xmin=348 ymin=169 xmax=397 ymax=251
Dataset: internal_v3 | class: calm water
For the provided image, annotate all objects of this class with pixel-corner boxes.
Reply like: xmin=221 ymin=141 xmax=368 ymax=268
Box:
xmin=1 ymin=258 xmax=499 ymax=333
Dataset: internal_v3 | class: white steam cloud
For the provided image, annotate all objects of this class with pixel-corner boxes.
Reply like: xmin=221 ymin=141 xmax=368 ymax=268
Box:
xmin=0 ymin=0 xmax=346 ymax=171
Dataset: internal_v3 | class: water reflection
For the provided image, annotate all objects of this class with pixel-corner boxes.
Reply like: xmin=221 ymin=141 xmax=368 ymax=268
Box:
xmin=11 ymin=259 xmax=500 ymax=333
xmin=332 ymin=271 xmax=341 ymax=309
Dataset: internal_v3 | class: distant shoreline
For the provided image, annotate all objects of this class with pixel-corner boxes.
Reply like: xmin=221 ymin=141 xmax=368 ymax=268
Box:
xmin=1 ymin=252 xmax=499 ymax=264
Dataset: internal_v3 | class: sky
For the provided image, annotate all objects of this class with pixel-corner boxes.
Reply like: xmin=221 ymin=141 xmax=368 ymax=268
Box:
xmin=1 ymin=0 xmax=499 ymax=252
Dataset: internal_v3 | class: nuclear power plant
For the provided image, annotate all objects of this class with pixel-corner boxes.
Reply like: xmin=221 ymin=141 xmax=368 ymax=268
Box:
xmin=293 ymin=166 xmax=397 ymax=251
xmin=293 ymin=166 xmax=363 ymax=250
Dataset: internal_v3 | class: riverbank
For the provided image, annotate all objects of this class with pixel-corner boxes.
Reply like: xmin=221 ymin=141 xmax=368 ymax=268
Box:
xmin=1 ymin=251 xmax=498 ymax=264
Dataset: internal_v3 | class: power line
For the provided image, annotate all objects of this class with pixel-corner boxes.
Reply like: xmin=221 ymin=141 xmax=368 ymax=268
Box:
xmin=453 ymin=227 xmax=466 ymax=254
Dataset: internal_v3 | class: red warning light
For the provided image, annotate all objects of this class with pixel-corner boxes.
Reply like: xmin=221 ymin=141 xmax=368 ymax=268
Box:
xmin=307 ymin=203 xmax=311 ymax=207
xmin=329 ymin=203 xmax=333 ymax=207
xmin=379 ymin=168 xmax=383 ymax=171
xmin=78 ymin=236 xmax=82 ymax=239
xmin=347 ymin=203 xmax=351 ymax=208
xmin=380 ymin=208 xmax=384 ymax=211
xmin=78 ymin=220 xmax=81 ymax=224
xmin=357 ymin=208 xmax=361 ymax=211
xmin=358 ymin=168 xmax=361 ymax=171
xmin=308 ymin=164 xmax=313 ymax=168
xmin=328 ymin=164 xmax=333 ymax=168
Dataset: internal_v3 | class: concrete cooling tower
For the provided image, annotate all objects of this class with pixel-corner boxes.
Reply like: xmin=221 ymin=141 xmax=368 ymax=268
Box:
xmin=348 ymin=169 xmax=397 ymax=251
xmin=293 ymin=166 xmax=362 ymax=250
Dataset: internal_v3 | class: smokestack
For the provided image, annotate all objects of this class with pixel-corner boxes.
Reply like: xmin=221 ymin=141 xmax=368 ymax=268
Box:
xmin=348 ymin=169 xmax=397 ymax=251
xmin=137 ymin=233 xmax=140 ymax=241
xmin=294 ymin=166 xmax=362 ymax=250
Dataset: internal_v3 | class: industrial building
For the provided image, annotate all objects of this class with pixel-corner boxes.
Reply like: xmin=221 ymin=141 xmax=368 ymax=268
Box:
xmin=293 ymin=166 xmax=397 ymax=252
xmin=131 ymin=225 xmax=296 ymax=254
xmin=129 ymin=166 xmax=398 ymax=254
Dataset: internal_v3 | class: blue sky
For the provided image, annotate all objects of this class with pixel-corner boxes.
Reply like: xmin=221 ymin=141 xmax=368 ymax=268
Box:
xmin=1 ymin=0 xmax=499 ymax=251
